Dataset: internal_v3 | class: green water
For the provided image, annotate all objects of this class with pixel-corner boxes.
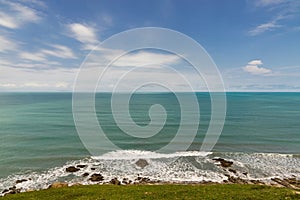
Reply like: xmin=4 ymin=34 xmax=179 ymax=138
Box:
xmin=0 ymin=92 xmax=299 ymax=179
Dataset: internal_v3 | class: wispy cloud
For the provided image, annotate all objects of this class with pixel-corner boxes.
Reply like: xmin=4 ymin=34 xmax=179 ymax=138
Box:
xmin=0 ymin=0 xmax=42 ymax=29
xmin=67 ymin=23 xmax=99 ymax=49
xmin=19 ymin=52 xmax=47 ymax=62
xmin=254 ymin=0 xmax=285 ymax=7
xmin=248 ymin=20 xmax=281 ymax=36
xmin=41 ymin=44 xmax=77 ymax=59
xmin=249 ymin=0 xmax=300 ymax=36
xmin=18 ymin=44 xmax=77 ymax=65
xmin=243 ymin=59 xmax=272 ymax=75
xmin=0 ymin=34 xmax=18 ymax=52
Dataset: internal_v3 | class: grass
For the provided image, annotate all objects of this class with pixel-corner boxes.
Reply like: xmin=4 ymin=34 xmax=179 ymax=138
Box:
xmin=1 ymin=184 xmax=299 ymax=200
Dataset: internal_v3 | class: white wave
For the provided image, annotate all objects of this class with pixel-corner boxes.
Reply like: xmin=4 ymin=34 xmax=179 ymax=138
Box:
xmin=1 ymin=151 xmax=299 ymax=196
xmin=92 ymin=150 xmax=212 ymax=160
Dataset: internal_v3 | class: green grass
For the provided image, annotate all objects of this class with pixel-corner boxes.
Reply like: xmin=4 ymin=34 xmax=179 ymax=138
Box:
xmin=1 ymin=184 xmax=299 ymax=200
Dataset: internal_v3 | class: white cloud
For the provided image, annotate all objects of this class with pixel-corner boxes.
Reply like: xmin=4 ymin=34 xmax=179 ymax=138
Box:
xmin=67 ymin=23 xmax=99 ymax=46
xmin=0 ymin=12 xmax=18 ymax=29
xmin=18 ymin=44 xmax=77 ymax=64
xmin=0 ymin=66 xmax=77 ymax=91
xmin=244 ymin=65 xmax=272 ymax=74
xmin=248 ymin=60 xmax=263 ymax=65
xmin=248 ymin=21 xmax=281 ymax=36
xmin=111 ymin=51 xmax=180 ymax=67
xmin=20 ymin=52 xmax=47 ymax=62
xmin=0 ymin=35 xmax=18 ymax=52
xmin=0 ymin=83 xmax=17 ymax=88
xmin=243 ymin=60 xmax=272 ymax=75
xmin=41 ymin=44 xmax=77 ymax=59
xmin=0 ymin=0 xmax=41 ymax=29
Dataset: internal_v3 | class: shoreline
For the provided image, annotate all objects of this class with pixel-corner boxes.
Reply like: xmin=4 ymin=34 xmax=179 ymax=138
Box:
xmin=2 ymin=157 xmax=299 ymax=196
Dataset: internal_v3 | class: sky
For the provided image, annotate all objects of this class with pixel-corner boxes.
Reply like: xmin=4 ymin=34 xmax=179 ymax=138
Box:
xmin=0 ymin=0 xmax=299 ymax=92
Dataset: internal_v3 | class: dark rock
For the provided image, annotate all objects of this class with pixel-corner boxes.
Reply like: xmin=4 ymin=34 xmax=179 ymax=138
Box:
xmin=227 ymin=176 xmax=248 ymax=184
xmin=77 ymin=164 xmax=86 ymax=168
xmin=135 ymin=159 xmax=149 ymax=168
xmin=89 ymin=173 xmax=104 ymax=182
xmin=9 ymin=186 xmax=16 ymax=190
xmin=212 ymin=158 xmax=233 ymax=168
xmin=242 ymin=172 xmax=248 ymax=176
xmin=15 ymin=179 xmax=27 ymax=184
xmin=135 ymin=176 xmax=150 ymax=183
xmin=250 ymin=180 xmax=263 ymax=185
xmin=110 ymin=178 xmax=121 ymax=185
xmin=271 ymin=178 xmax=297 ymax=189
xmin=284 ymin=178 xmax=300 ymax=188
xmin=7 ymin=187 xmax=21 ymax=195
xmin=90 ymin=167 xmax=96 ymax=171
xmin=228 ymin=169 xmax=236 ymax=173
xmin=141 ymin=177 xmax=150 ymax=183
xmin=66 ymin=166 xmax=80 ymax=173
xmin=122 ymin=178 xmax=129 ymax=184
xmin=82 ymin=172 xmax=89 ymax=177
xmin=2 ymin=189 xmax=9 ymax=194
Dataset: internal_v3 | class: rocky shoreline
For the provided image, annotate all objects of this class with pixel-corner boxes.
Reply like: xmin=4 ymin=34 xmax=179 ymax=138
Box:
xmin=2 ymin=158 xmax=299 ymax=196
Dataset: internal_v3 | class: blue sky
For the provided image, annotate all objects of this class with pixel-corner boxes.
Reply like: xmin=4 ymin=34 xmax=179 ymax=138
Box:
xmin=0 ymin=0 xmax=299 ymax=91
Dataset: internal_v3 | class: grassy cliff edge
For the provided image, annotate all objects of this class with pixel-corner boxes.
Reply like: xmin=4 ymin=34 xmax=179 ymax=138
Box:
xmin=1 ymin=184 xmax=299 ymax=200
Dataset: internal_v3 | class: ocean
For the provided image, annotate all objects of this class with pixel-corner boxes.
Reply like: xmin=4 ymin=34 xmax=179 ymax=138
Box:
xmin=0 ymin=92 xmax=299 ymax=192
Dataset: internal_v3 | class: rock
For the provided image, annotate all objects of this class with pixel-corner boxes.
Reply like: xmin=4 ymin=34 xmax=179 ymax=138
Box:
xmin=122 ymin=178 xmax=129 ymax=184
xmin=228 ymin=169 xmax=236 ymax=173
xmin=250 ymin=180 xmax=263 ymax=185
xmin=135 ymin=176 xmax=150 ymax=183
xmin=141 ymin=177 xmax=151 ymax=183
xmin=242 ymin=172 xmax=248 ymax=176
xmin=271 ymin=178 xmax=298 ymax=189
xmin=135 ymin=159 xmax=149 ymax=168
xmin=77 ymin=164 xmax=86 ymax=168
xmin=212 ymin=158 xmax=233 ymax=168
xmin=5 ymin=187 xmax=21 ymax=195
xmin=66 ymin=166 xmax=80 ymax=173
xmin=227 ymin=176 xmax=248 ymax=184
xmin=2 ymin=189 xmax=9 ymax=194
xmin=15 ymin=179 xmax=28 ymax=184
xmin=89 ymin=173 xmax=104 ymax=182
xmin=284 ymin=178 xmax=300 ymax=188
xmin=49 ymin=182 xmax=68 ymax=189
xmin=8 ymin=190 xmax=16 ymax=194
xmin=82 ymin=172 xmax=90 ymax=177
xmin=90 ymin=167 xmax=96 ymax=171
xmin=110 ymin=178 xmax=121 ymax=185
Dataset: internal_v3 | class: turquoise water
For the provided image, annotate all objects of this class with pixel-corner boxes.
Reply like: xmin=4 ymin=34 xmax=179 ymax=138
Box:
xmin=0 ymin=92 xmax=299 ymax=191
